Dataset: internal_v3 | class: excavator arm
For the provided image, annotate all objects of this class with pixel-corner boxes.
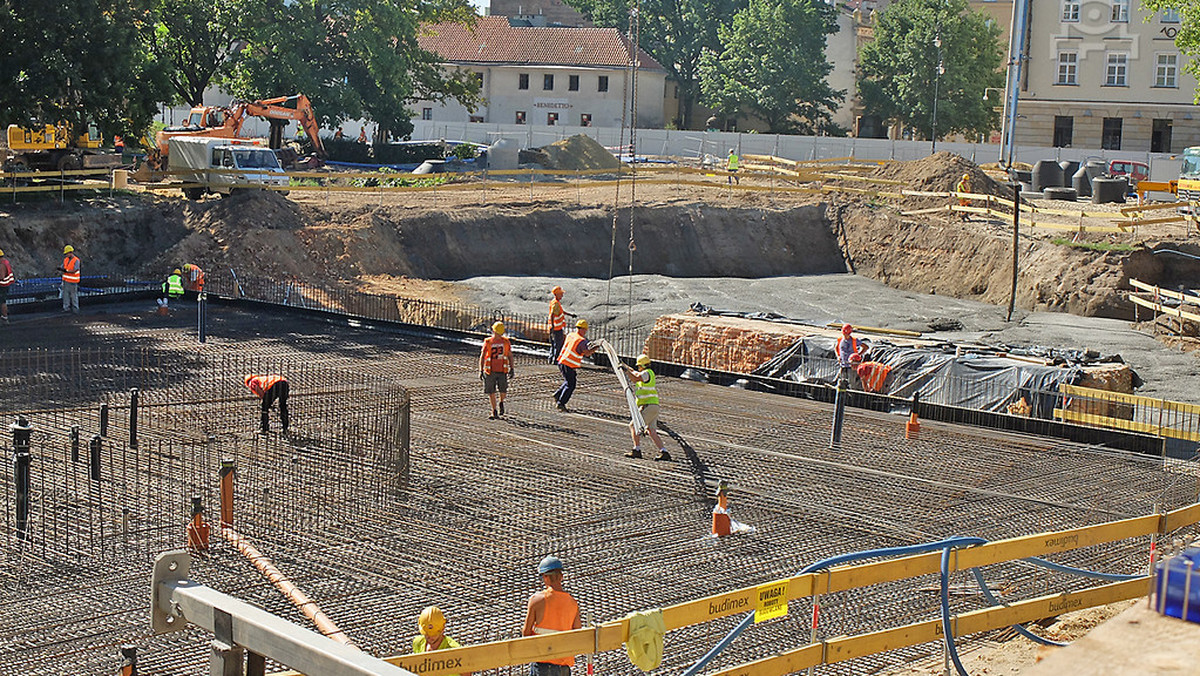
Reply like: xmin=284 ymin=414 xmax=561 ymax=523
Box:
xmin=240 ymin=95 xmax=326 ymax=158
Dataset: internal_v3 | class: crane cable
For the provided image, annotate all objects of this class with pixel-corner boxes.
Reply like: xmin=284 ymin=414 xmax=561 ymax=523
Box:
xmin=604 ymin=0 xmax=641 ymax=331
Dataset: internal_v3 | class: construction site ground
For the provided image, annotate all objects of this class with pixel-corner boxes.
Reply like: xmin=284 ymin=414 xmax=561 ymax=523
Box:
xmin=0 ymin=302 xmax=1195 ymax=675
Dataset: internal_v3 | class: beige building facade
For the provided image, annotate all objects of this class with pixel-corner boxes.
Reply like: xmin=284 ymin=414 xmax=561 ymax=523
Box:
xmin=1017 ymin=0 xmax=1199 ymax=153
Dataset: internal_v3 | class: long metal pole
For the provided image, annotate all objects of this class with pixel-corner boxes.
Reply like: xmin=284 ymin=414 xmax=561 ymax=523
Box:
xmin=1007 ymin=183 xmax=1020 ymax=322
xmin=1003 ymin=0 xmax=1032 ymax=170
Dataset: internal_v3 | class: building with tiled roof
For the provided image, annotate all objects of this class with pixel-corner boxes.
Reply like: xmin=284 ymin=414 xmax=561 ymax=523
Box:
xmin=413 ymin=16 xmax=675 ymax=129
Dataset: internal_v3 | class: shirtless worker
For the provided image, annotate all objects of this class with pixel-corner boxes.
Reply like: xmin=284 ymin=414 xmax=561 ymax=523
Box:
xmin=522 ymin=556 xmax=581 ymax=676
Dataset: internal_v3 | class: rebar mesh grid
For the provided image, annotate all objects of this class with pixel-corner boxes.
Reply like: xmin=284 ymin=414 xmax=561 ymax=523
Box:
xmin=0 ymin=304 xmax=1195 ymax=676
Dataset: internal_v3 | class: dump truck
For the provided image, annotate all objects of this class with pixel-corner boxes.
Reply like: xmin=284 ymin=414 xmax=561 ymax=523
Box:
xmin=168 ymin=136 xmax=289 ymax=200
xmin=4 ymin=121 xmax=122 ymax=172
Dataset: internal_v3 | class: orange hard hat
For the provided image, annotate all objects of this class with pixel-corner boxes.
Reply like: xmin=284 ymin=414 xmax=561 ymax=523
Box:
xmin=552 ymin=285 xmax=563 ymax=297
xmin=841 ymin=323 xmax=853 ymax=335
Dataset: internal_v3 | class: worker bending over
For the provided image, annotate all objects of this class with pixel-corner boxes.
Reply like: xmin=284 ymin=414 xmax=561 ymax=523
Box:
xmin=622 ymin=354 xmax=670 ymax=461
xmin=413 ymin=606 xmax=470 ymax=676
xmin=181 ymin=263 xmax=205 ymax=300
xmin=480 ymin=321 xmax=514 ymax=419
xmin=244 ymin=374 xmax=289 ymax=435
xmin=555 ymin=319 xmax=597 ymax=411
xmin=523 ymin=556 xmax=581 ymax=676
xmin=547 ymin=286 xmax=576 ymax=364
xmin=855 ymin=360 xmax=892 ymax=393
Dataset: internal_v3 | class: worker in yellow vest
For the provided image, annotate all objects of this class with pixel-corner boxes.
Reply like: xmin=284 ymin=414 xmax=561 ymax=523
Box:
xmin=955 ymin=173 xmax=970 ymax=221
xmin=413 ymin=606 xmax=470 ymax=676
xmin=554 ymin=319 xmax=597 ymax=411
xmin=621 ymin=354 xmax=670 ymax=461
xmin=727 ymin=149 xmax=740 ymax=185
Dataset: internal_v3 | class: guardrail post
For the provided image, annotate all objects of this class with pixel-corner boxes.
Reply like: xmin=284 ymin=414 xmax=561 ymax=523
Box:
xmin=100 ymin=403 xmax=109 ymax=437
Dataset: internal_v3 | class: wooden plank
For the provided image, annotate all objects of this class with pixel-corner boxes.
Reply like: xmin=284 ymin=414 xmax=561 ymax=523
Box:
xmin=954 ymin=578 xmax=1150 ymax=636
xmin=1117 ymin=214 xmax=1187 ymax=226
xmin=824 ymin=552 xmax=942 ymax=593
xmin=704 ymin=644 xmax=824 ymax=676
xmin=1129 ymin=280 xmax=1200 ymax=305
xmin=662 ymin=575 xmax=814 ymax=629
xmin=1054 ymin=408 xmax=1200 ymax=442
xmin=824 ymin=619 xmax=943 ymax=663
xmin=955 ymin=516 xmax=1160 ymax=569
xmin=1165 ymin=502 xmax=1200 ymax=532
xmin=1120 ymin=200 xmax=1187 ymax=214
xmin=1128 ymin=294 xmax=1200 ymax=324
xmin=1058 ymin=382 xmax=1200 ymax=413
xmin=901 ymin=206 xmax=951 ymax=216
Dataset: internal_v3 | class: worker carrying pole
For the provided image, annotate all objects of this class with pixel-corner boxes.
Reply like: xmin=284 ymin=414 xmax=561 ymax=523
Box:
xmin=523 ymin=556 xmax=581 ymax=676
xmin=554 ymin=319 xmax=597 ymax=411
xmin=621 ymin=355 xmax=670 ymax=461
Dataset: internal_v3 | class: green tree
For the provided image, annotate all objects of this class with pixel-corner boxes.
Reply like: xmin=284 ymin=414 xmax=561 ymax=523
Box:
xmin=149 ymin=0 xmax=259 ymax=106
xmin=1144 ymin=1 xmax=1200 ymax=101
xmin=857 ymin=0 xmax=1003 ymax=140
xmin=567 ymin=0 xmax=739 ymax=128
xmin=223 ymin=0 xmax=481 ymax=141
xmin=0 ymin=0 xmax=170 ymax=139
xmin=698 ymin=0 xmax=841 ymax=134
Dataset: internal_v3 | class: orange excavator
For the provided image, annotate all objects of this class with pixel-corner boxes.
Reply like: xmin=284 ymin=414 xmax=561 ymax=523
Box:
xmin=147 ymin=94 xmax=326 ymax=169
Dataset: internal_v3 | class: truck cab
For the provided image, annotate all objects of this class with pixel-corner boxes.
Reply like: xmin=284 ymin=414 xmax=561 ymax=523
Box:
xmin=1179 ymin=147 xmax=1200 ymax=202
xmin=168 ymin=137 xmax=289 ymax=200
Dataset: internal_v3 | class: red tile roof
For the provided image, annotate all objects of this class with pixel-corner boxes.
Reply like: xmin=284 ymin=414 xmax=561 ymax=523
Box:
xmin=419 ymin=16 xmax=665 ymax=71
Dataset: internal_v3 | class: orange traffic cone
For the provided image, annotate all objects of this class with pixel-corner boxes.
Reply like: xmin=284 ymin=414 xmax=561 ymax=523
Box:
xmin=905 ymin=409 xmax=920 ymax=439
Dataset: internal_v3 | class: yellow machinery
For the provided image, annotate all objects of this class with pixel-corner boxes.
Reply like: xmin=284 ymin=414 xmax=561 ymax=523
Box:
xmin=4 ymin=121 xmax=121 ymax=172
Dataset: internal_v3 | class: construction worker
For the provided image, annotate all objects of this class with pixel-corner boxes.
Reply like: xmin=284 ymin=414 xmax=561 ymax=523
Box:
xmin=727 ymin=149 xmax=739 ymax=185
xmin=621 ymin=354 xmax=670 ymax=461
xmin=955 ymin=173 xmax=970 ymax=221
xmin=836 ymin=324 xmax=861 ymax=369
xmin=522 ymin=556 xmax=581 ymax=676
xmin=158 ymin=268 xmax=185 ymax=309
xmin=554 ymin=319 xmax=597 ymax=411
xmin=547 ymin=286 xmax=576 ymax=364
xmin=57 ymin=245 xmax=80 ymax=313
xmin=358 ymin=127 xmax=368 ymax=144
xmin=0 ymin=249 xmax=14 ymax=323
xmin=181 ymin=263 xmax=205 ymax=300
xmin=114 ymin=135 xmax=125 ymax=159
xmin=413 ymin=606 xmax=470 ymax=676
xmin=481 ymin=321 xmax=514 ymax=419
xmin=855 ymin=360 xmax=892 ymax=393
xmin=334 ymin=127 xmax=345 ymax=140
xmin=244 ymin=374 xmax=289 ymax=435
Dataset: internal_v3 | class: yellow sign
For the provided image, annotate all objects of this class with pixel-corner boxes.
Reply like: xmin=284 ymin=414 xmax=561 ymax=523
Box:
xmin=755 ymin=580 xmax=789 ymax=623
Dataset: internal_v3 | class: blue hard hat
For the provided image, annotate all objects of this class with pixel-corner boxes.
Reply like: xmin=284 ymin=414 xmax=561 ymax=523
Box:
xmin=538 ymin=556 xmax=563 ymax=574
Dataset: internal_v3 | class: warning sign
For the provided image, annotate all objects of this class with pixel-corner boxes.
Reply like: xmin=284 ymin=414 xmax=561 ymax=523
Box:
xmin=755 ymin=580 xmax=789 ymax=623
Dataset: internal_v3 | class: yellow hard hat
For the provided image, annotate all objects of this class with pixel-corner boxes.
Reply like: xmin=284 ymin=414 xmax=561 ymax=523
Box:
xmin=418 ymin=606 xmax=446 ymax=636
xmin=0 ymin=249 xmax=5 ymax=256
xmin=173 ymin=268 xmax=182 ymax=275
xmin=962 ymin=173 xmax=970 ymax=180
xmin=636 ymin=354 xmax=651 ymax=368
xmin=576 ymin=319 xmax=588 ymax=330
xmin=492 ymin=321 xmax=505 ymax=335
xmin=552 ymin=285 xmax=563 ymax=297
xmin=63 ymin=245 xmax=74 ymax=254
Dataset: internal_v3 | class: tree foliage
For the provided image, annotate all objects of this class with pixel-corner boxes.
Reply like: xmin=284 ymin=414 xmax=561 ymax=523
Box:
xmin=566 ymin=0 xmax=739 ymax=128
xmin=148 ymin=0 xmax=258 ymax=106
xmin=698 ymin=0 xmax=841 ymax=134
xmin=1144 ymin=0 xmax=1200 ymax=101
xmin=857 ymin=0 xmax=1003 ymax=140
xmin=0 ymin=0 xmax=170 ymax=139
xmin=222 ymin=0 xmax=481 ymax=141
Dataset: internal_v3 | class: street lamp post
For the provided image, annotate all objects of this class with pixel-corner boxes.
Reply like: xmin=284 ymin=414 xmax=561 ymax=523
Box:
xmin=931 ymin=32 xmax=943 ymax=153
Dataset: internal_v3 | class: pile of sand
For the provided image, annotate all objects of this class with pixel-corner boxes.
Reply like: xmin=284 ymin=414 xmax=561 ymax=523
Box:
xmin=521 ymin=134 xmax=623 ymax=171
xmin=873 ymin=151 xmax=1010 ymax=199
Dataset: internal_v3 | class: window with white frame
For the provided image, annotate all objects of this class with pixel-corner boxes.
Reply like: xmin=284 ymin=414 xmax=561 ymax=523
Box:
xmin=1111 ymin=0 xmax=1129 ymax=22
xmin=1156 ymin=53 xmax=1179 ymax=87
xmin=1105 ymin=53 xmax=1128 ymax=86
xmin=1162 ymin=9 xmax=1181 ymax=23
xmin=1057 ymin=52 xmax=1078 ymax=84
xmin=1062 ymin=0 xmax=1080 ymax=21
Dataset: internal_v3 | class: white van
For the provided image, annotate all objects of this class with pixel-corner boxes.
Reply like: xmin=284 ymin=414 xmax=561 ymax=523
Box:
xmin=168 ymin=136 xmax=289 ymax=200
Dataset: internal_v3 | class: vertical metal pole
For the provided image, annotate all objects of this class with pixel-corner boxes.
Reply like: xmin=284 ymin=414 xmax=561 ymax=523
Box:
xmin=89 ymin=435 xmax=102 ymax=482
xmin=1007 ymin=183 xmax=1019 ymax=322
xmin=129 ymin=388 xmax=139 ymax=448
xmin=199 ymin=291 xmax=208 ymax=344
xmin=71 ymin=424 xmax=80 ymax=462
xmin=12 ymin=416 xmax=32 ymax=541
xmin=100 ymin=403 xmax=109 ymax=437
xmin=830 ymin=368 xmax=847 ymax=448
xmin=246 ymin=652 xmax=266 ymax=676
xmin=219 ymin=459 xmax=235 ymax=527
xmin=122 ymin=506 xmax=131 ymax=543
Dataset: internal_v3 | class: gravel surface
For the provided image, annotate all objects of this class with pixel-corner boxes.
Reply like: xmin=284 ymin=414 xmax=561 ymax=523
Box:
xmin=463 ymin=272 xmax=1200 ymax=404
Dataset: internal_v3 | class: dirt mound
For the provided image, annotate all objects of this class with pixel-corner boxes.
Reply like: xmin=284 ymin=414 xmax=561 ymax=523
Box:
xmin=873 ymin=151 xmax=1009 ymax=199
xmin=523 ymin=134 xmax=622 ymax=171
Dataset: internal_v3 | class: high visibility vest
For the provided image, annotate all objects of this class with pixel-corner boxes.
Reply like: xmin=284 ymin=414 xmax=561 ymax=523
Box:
xmin=634 ymin=369 xmax=659 ymax=406
xmin=728 ymin=153 xmax=739 ymax=171
xmin=183 ymin=264 xmax=205 ymax=291
xmin=558 ymin=332 xmax=587 ymax=368
xmin=857 ymin=362 xmax=892 ymax=393
xmin=548 ymin=299 xmax=565 ymax=332
xmin=481 ymin=335 xmax=511 ymax=374
xmin=245 ymin=374 xmax=286 ymax=398
xmin=62 ymin=255 xmax=80 ymax=283
xmin=0 ymin=259 xmax=13 ymax=286
xmin=412 ymin=634 xmax=461 ymax=653
xmin=532 ymin=589 xmax=579 ymax=665
xmin=164 ymin=273 xmax=184 ymax=298
xmin=835 ymin=336 xmax=859 ymax=366
xmin=956 ymin=178 xmax=969 ymax=194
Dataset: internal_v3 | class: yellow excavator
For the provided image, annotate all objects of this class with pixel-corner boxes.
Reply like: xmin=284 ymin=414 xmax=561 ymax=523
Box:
xmin=3 ymin=120 xmax=122 ymax=172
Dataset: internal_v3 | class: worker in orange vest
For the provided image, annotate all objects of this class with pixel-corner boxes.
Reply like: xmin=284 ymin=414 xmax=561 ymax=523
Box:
xmin=0 ymin=249 xmax=15 ymax=323
xmin=855 ymin=361 xmax=892 ymax=393
xmin=182 ymin=263 xmax=205 ymax=300
xmin=244 ymin=374 xmax=289 ymax=435
xmin=547 ymin=286 xmax=576 ymax=363
xmin=481 ymin=321 xmax=514 ymax=419
xmin=57 ymin=245 xmax=81 ymax=314
xmin=835 ymin=324 xmax=861 ymax=369
xmin=554 ymin=319 xmax=597 ymax=411
xmin=522 ymin=556 xmax=581 ymax=676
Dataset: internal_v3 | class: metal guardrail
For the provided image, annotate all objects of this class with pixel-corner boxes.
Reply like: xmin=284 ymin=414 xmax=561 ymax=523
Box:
xmin=1055 ymin=383 xmax=1200 ymax=443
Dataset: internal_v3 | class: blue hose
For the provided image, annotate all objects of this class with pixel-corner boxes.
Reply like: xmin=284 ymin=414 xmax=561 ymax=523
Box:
xmin=682 ymin=535 xmax=1140 ymax=676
